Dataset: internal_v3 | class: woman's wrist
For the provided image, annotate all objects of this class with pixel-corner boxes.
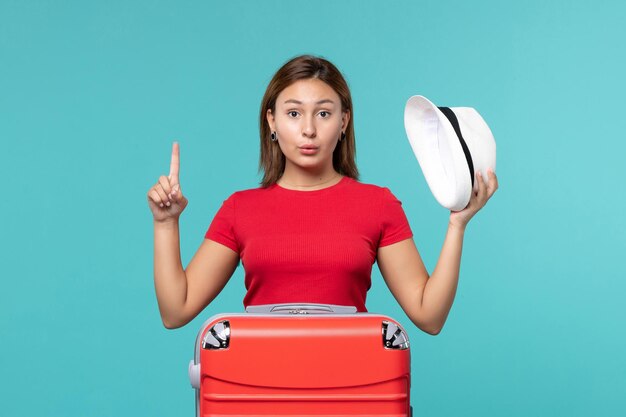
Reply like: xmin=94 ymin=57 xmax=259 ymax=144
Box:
xmin=448 ymin=220 xmax=467 ymax=234
xmin=154 ymin=217 xmax=180 ymax=229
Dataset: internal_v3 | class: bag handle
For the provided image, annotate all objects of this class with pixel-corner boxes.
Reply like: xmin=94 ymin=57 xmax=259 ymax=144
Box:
xmin=245 ymin=303 xmax=358 ymax=314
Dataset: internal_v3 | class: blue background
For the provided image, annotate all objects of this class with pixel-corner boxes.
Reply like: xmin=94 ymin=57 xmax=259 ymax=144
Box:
xmin=1 ymin=1 xmax=625 ymax=416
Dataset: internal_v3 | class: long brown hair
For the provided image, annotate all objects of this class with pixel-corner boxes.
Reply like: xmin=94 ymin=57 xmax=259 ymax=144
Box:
xmin=259 ymin=55 xmax=359 ymax=187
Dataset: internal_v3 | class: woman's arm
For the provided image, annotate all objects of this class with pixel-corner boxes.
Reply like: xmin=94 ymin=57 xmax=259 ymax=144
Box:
xmin=148 ymin=142 xmax=239 ymax=329
xmin=377 ymin=170 xmax=498 ymax=335
xmin=376 ymin=224 xmax=464 ymax=335
xmin=153 ymin=219 xmax=239 ymax=329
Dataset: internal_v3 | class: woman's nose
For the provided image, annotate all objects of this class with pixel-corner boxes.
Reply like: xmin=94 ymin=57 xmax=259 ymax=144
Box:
xmin=302 ymin=116 xmax=316 ymax=138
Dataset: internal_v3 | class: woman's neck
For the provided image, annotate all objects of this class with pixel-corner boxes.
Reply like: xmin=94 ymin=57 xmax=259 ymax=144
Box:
xmin=277 ymin=165 xmax=343 ymax=191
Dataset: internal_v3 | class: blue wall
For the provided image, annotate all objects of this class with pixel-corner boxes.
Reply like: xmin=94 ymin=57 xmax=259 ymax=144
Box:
xmin=1 ymin=1 xmax=624 ymax=415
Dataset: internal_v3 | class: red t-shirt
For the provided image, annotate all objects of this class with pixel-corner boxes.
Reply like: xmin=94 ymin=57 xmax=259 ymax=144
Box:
xmin=205 ymin=176 xmax=413 ymax=312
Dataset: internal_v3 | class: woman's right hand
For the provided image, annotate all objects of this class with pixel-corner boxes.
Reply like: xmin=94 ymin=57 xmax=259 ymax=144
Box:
xmin=147 ymin=142 xmax=189 ymax=223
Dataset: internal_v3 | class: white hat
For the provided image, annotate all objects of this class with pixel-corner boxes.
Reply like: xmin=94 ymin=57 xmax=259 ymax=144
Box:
xmin=404 ymin=95 xmax=496 ymax=211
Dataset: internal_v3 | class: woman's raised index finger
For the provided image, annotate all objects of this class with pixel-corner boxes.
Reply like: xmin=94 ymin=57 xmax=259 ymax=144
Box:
xmin=169 ymin=141 xmax=180 ymax=182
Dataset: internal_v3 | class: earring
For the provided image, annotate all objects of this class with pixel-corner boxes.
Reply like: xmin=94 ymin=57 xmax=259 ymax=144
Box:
xmin=339 ymin=132 xmax=346 ymax=142
xmin=271 ymin=131 xmax=278 ymax=142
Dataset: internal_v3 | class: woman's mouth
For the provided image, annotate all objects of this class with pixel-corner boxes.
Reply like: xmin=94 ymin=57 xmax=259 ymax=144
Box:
xmin=299 ymin=146 xmax=319 ymax=155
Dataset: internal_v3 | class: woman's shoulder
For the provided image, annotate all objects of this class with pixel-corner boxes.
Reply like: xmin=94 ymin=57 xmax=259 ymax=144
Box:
xmin=345 ymin=177 xmax=397 ymax=198
xmin=221 ymin=183 xmax=278 ymax=203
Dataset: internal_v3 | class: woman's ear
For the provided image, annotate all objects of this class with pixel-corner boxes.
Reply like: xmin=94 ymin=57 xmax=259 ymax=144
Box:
xmin=266 ymin=109 xmax=275 ymax=131
xmin=342 ymin=110 xmax=351 ymax=131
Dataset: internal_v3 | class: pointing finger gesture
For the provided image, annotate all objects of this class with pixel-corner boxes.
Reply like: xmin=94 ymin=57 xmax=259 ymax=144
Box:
xmin=169 ymin=141 xmax=180 ymax=187
xmin=147 ymin=141 xmax=188 ymax=222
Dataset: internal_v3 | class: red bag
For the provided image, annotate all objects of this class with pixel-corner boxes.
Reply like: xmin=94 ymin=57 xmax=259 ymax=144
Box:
xmin=189 ymin=303 xmax=412 ymax=416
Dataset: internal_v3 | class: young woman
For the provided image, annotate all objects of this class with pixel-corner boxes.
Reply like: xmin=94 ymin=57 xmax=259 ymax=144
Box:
xmin=147 ymin=55 xmax=498 ymax=334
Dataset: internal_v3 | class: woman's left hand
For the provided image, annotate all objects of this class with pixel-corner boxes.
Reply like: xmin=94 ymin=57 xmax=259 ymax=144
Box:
xmin=449 ymin=169 xmax=499 ymax=229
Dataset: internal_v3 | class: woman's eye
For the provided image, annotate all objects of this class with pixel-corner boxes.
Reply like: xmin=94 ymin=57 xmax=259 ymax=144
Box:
xmin=288 ymin=111 xmax=299 ymax=117
xmin=319 ymin=111 xmax=330 ymax=118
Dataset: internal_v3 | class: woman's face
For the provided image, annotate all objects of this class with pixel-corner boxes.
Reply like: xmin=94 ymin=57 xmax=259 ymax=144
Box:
xmin=267 ymin=78 xmax=349 ymax=174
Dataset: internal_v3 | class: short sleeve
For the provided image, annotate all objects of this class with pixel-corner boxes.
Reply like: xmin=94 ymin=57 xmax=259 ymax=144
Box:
xmin=205 ymin=193 xmax=239 ymax=253
xmin=378 ymin=188 xmax=413 ymax=247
